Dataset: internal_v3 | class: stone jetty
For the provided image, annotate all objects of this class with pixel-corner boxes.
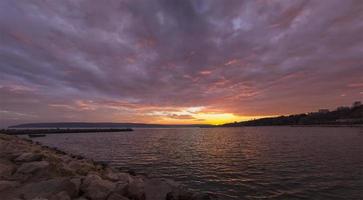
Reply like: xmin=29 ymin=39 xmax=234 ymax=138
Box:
xmin=0 ymin=134 xmax=217 ymax=200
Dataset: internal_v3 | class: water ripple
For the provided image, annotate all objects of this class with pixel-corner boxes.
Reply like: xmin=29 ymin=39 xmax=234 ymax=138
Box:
xmin=32 ymin=127 xmax=363 ymax=200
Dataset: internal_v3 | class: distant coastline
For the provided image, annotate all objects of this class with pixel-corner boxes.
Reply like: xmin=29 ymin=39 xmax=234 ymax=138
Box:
xmin=8 ymin=122 xmax=213 ymax=129
xmin=5 ymin=102 xmax=363 ymax=130
xmin=0 ymin=128 xmax=133 ymax=135
xmin=222 ymin=102 xmax=363 ymax=127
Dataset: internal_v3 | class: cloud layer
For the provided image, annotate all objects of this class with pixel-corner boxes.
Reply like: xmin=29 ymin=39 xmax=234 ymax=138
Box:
xmin=1 ymin=0 xmax=363 ymax=126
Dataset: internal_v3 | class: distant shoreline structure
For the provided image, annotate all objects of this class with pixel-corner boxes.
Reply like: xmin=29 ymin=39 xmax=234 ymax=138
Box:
xmin=223 ymin=101 xmax=363 ymax=127
xmin=1 ymin=128 xmax=133 ymax=135
xmin=7 ymin=122 xmax=214 ymax=129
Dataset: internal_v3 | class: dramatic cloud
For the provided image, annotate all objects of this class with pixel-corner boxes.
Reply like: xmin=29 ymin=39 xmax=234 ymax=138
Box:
xmin=1 ymin=0 xmax=362 ymax=126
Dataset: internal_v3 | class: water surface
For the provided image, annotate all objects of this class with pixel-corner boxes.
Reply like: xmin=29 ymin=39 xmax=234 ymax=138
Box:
xmin=32 ymin=127 xmax=363 ymax=199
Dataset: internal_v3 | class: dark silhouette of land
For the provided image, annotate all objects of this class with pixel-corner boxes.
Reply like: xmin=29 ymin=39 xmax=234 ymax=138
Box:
xmin=223 ymin=102 xmax=363 ymax=127
xmin=1 ymin=128 xmax=133 ymax=135
xmin=6 ymin=102 xmax=363 ymax=130
xmin=8 ymin=122 xmax=213 ymax=129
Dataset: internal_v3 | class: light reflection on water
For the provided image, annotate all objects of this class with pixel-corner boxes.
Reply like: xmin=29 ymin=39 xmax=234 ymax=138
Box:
xmin=32 ymin=127 xmax=363 ymax=199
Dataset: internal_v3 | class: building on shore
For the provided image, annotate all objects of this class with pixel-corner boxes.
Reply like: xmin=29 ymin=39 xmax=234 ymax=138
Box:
xmin=318 ymin=109 xmax=329 ymax=114
xmin=352 ymin=101 xmax=362 ymax=107
xmin=337 ymin=106 xmax=350 ymax=111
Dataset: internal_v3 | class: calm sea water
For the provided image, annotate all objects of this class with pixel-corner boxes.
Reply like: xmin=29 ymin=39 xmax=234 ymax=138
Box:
xmin=31 ymin=127 xmax=363 ymax=199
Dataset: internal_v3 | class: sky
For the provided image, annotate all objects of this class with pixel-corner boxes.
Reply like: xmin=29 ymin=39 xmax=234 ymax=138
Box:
xmin=0 ymin=0 xmax=363 ymax=127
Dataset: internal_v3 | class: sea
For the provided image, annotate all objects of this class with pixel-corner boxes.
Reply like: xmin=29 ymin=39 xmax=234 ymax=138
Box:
xmin=29 ymin=127 xmax=363 ymax=199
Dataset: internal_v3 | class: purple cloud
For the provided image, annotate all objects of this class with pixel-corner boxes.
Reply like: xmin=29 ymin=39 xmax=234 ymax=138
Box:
xmin=1 ymin=0 xmax=362 ymax=126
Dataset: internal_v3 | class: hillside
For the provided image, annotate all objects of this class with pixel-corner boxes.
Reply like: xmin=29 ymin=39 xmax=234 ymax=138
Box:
xmin=222 ymin=104 xmax=363 ymax=127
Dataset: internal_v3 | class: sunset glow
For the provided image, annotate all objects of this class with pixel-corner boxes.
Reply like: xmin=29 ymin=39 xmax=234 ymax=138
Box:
xmin=145 ymin=106 xmax=270 ymax=125
xmin=1 ymin=0 xmax=362 ymax=127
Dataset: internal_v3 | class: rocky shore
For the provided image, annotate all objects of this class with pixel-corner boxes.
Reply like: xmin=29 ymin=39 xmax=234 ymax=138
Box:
xmin=0 ymin=134 xmax=217 ymax=200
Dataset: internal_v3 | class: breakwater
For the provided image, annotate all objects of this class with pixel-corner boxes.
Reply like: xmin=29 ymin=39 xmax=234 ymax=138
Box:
xmin=0 ymin=134 xmax=216 ymax=200
xmin=1 ymin=128 xmax=133 ymax=135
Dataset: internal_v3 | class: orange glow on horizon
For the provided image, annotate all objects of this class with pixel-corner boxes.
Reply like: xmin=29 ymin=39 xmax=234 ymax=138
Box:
xmin=144 ymin=107 xmax=274 ymax=125
xmin=49 ymin=100 xmax=275 ymax=125
xmin=147 ymin=114 xmax=273 ymax=125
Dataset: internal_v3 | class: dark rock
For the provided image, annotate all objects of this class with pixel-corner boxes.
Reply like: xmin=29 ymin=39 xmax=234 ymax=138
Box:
xmin=70 ymin=177 xmax=82 ymax=195
xmin=104 ymin=168 xmax=133 ymax=184
xmin=50 ymin=191 xmax=71 ymax=200
xmin=15 ymin=152 xmax=43 ymax=162
xmin=192 ymin=193 xmax=217 ymax=200
xmin=73 ymin=197 xmax=88 ymax=200
xmin=20 ymin=178 xmax=78 ymax=199
xmin=143 ymin=178 xmax=181 ymax=200
xmin=73 ymin=155 xmax=84 ymax=160
xmin=127 ymin=170 xmax=136 ymax=176
xmin=16 ymin=161 xmax=49 ymax=174
xmin=166 ymin=190 xmax=194 ymax=200
xmin=94 ymin=160 xmax=109 ymax=168
xmin=107 ymin=192 xmax=129 ymax=200
xmin=0 ymin=161 xmax=16 ymax=178
xmin=0 ymin=180 xmax=20 ymax=191
xmin=125 ymin=176 xmax=145 ymax=200
xmin=81 ymin=174 xmax=116 ymax=200
xmin=65 ymin=160 xmax=94 ymax=175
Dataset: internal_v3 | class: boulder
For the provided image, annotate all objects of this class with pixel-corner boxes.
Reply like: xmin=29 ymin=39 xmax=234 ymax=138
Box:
xmin=104 ymin=169 xmax=133 ymax=184
xmin=0 ymin=180 xmax=20 ymax=191
xmin=119 ymin=173 xmax=134 ymax=184
xmin=16 ymin=161 xmax=49 ymax=174
xmin=70 ymin=177 xmax=82 ymax=194
xmin=50 ymin=191 xmax=71 ymax=200
xmin=124 ymin=176 xmax=145 ymax=200
xmin=107 ymin=192 xmax=129 ymax=200
xmin=8 ymin=151 xmax=25 ymax=161
xmin=108 ymin=181 xmax=129 ymax=199
xmin=104 ymin=168 xmax=120 ymax=181
xmin=81 ymin=174 xmax=116 ymax=200
xmin=0 ymin=161 xmax=15 ymax=178
xmin=191 ymin=193 xmax=217 ymax=200
xmin=166 ymin=190 xmax=194 ymax=200
xmin=73 ymin=197 xmax=88 ymax=200
xmin=127 ymin=170 xmax=136 ymax=176
xmin=94 ymin=160 xmax=110 ymax=168
xmin=167 ymin=192 xmax=214 ymax=200
xmin=20 ymin=178 xmax=78 ymax=199
xmin=143 ymin=178 xmax=181 ymax=200
xmin=15 ymin=152 xmax=43 ymax=162
xmin=66 ymin=160 xmax=94 ymax=175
